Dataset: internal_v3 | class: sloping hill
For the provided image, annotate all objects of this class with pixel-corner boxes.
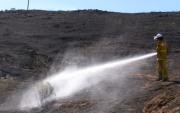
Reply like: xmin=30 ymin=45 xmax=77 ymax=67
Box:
xmin=0 ymin=10 xmax=179 ymax=113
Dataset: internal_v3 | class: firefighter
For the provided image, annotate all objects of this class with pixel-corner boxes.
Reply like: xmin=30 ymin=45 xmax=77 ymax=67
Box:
xmin=154 ymin=33 xmax=169 ymax=82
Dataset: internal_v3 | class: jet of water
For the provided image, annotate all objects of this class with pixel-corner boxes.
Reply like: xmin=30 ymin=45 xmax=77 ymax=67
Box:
xmin=19 ymin=52 xmax=156 ymax=110
xmin=45 ymin=52 xmax=156 ymax=99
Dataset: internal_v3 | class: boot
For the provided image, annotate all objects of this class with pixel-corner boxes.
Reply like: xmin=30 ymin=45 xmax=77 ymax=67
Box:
xmin=163 ymin=77 xmax=169 ymax=82
xmin=156 ymin=76 xmax=163 ymax=81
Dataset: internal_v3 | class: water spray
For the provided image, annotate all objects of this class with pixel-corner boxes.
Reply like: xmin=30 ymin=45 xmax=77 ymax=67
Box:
xmin=44 ymin=52 xmax=156 ymax=99
xmin=5 ymin=52 xmax=156 ymax=111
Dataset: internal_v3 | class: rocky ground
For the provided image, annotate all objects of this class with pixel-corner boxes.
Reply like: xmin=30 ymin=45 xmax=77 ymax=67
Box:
xmin=0 ymin=10 xmax=179 ymax=113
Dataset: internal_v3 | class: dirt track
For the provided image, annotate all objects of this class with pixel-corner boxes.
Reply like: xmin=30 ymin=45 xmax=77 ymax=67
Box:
xmin=0 ymin=10 xmax=179 ymax=113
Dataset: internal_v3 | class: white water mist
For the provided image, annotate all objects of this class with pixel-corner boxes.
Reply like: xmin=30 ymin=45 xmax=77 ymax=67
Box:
xmin=18 ymin=52 xmax=156 ymax=110
xmin=45 ymin=52 xmax=156 ymax=98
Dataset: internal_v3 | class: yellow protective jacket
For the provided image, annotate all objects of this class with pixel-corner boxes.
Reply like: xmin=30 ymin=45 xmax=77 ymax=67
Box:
xmin=156 ymin=39 xmax=168 ymax=60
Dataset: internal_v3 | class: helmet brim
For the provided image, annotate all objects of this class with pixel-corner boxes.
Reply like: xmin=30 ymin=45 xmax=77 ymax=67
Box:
xmin=154 ymin=36 xmax=158 ymax=40
xmin=154 ymin=36 xmax=163 ymax=40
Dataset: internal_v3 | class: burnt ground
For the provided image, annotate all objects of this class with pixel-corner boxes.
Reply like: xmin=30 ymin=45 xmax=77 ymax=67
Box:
xmin=0 ymin=10 xmax=179 ymax=113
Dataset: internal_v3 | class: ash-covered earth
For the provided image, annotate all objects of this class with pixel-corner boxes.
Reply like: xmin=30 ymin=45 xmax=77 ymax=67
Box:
xmin=0 ymin=10 xmax=179 ymax=113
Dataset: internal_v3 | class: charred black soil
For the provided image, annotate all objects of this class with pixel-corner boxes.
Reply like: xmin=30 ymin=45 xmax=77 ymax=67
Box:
xmin=0 ymin=10 xmax=179 ymax=113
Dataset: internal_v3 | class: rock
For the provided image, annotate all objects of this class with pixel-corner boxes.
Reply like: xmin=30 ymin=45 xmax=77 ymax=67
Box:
xmin=27 ymin=14 xmax=33 ymax=17
xmin=0 ymin=77 xmax=5 ymax=80
xmin=6 ymin=74 xmax=10 ymax=79
xmin=9 ymin=76 xmax=14 ymax=81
